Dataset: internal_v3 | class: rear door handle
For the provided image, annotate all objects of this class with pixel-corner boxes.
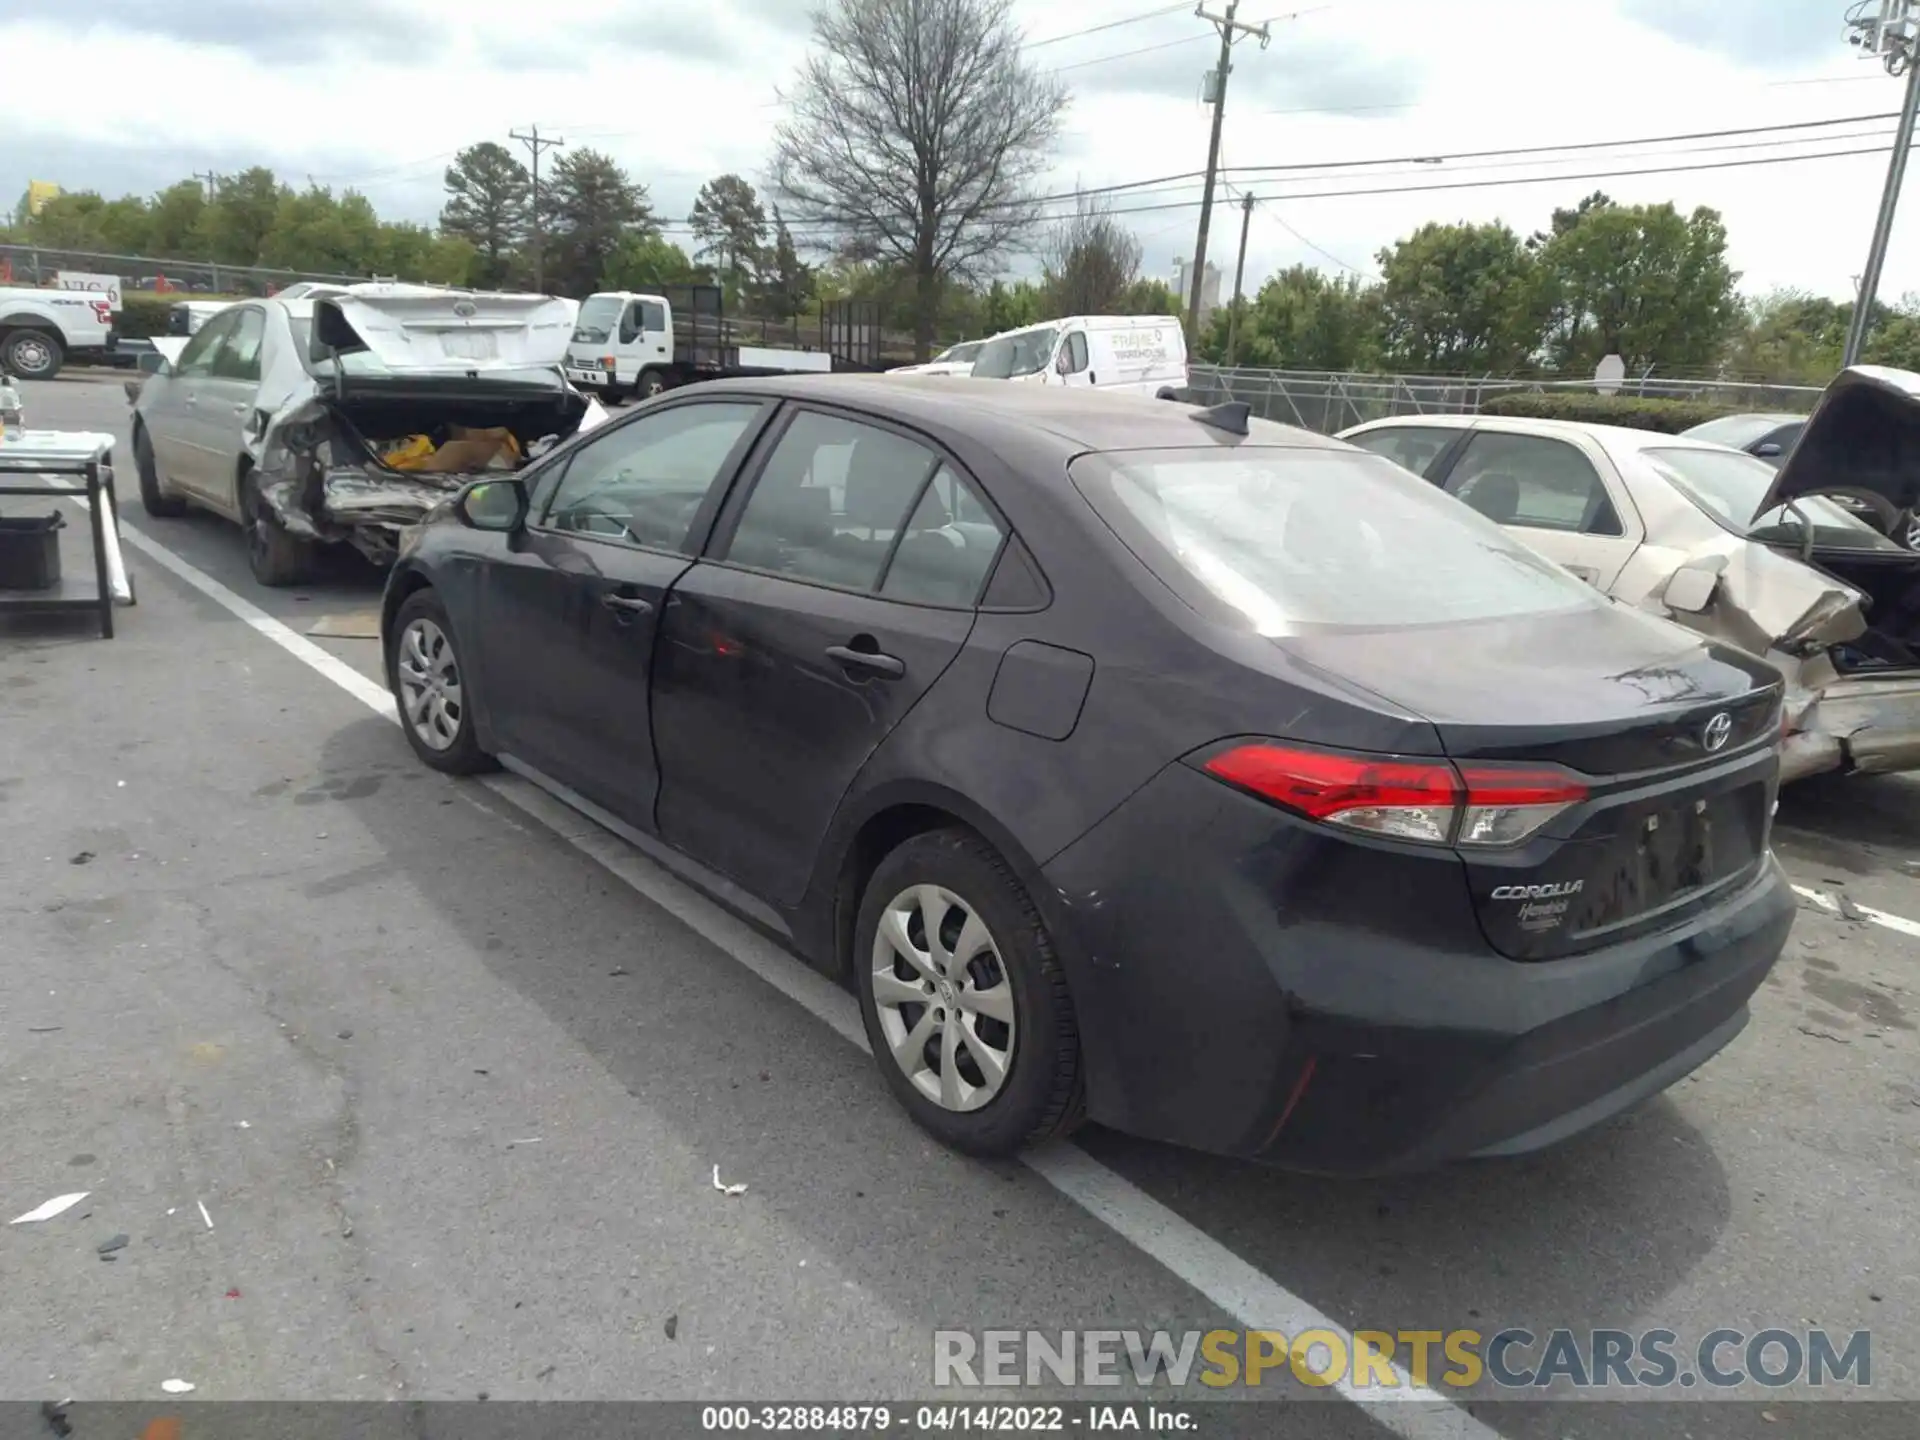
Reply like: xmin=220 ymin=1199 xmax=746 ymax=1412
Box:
xmin=601 ymin=592 xmax=653 ymax=617
xmin=825 ymin=644 xmax=905 ymax=678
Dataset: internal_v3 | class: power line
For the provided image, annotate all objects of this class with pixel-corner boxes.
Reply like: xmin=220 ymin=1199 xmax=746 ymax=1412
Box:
xmin=1022 ymin=2 xmax=1191 ymax=50
xmin=510 ymin=124 xmax=566 ymax=292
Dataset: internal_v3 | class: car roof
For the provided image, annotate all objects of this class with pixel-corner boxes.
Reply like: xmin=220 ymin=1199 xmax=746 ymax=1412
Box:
xmin=683 ymin=373 xmax=1344 ymax=454
xmin=1345 ymin=411 xmax=1751 ymax=455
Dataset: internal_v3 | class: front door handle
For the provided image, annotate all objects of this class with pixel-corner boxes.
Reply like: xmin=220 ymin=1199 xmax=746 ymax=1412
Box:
xmin=601 ymin=592 xmax=653 ymax=617
xmin=825 ymin=644 xmax=905 ymax=678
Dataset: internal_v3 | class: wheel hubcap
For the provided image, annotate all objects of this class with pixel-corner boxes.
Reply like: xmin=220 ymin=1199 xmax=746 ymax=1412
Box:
xmin=871 ymin=884 xmax=1016 ymax=1112
xmin=395 ymin=618 xmax=464 ymax=751
xmin=13 ymin=338 xmax=51 ymax=374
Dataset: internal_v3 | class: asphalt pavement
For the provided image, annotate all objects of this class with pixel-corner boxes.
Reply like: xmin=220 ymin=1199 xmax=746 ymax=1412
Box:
xmin=1 ymin=373 xmax=1915 ymax=1436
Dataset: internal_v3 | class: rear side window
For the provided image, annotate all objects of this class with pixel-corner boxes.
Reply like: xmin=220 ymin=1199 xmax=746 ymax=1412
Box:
xmin=213 ymin=308 xmax=265 ymax=381
xmin=1446 ymin=432 xmax=1624 ymax=537
xmin=1344 ymin=426 xmax=1458 ymax=479
xmin=1070 ymin=447 xmax=1601 ymax=632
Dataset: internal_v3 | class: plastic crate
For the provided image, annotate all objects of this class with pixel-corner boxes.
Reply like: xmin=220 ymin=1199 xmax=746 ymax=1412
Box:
xmin=0 ymin=512 xmax=64 ymax=591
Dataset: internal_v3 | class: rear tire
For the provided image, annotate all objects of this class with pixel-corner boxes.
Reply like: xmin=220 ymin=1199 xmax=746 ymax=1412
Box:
xmin=134 ymin=425 xmax=188 ymax=518
xmin=854 ymin=828 xmax=1085 ymax=1157
xmin=388 ymin=589 xmax=496 ymax=775
xmin=241 ymin=469 xmax=313 ymax=587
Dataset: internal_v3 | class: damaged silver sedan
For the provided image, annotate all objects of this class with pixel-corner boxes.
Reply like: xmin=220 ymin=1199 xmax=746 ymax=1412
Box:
xmin=1340 ymin=369 xmax=1920 ymax=783
xmin=130 ymin=282 xmax=607 ymax=586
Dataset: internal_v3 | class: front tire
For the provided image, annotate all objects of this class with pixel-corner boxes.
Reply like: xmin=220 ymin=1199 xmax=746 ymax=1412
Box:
xmin=388 ymin=589 xmax=496 ymax=775
xmin=134 ymin=425 xmax=188 ymax=518
xmin=3 ymin=328 xmax=63 ymax=381
xmin=854 ymin=829 xmax=1084 ymax=1156
xmin=635 ymin=368 xmax=667 ymax=400
xmin=241 ymin=469 xmax=313 ymax=587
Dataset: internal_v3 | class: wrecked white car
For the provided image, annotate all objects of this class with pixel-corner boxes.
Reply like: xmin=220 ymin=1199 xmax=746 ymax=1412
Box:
xmin=1340 ymin=372 xmax=1920 ymax=783
xmin=130 ymin=282 xmax=606 ymax=587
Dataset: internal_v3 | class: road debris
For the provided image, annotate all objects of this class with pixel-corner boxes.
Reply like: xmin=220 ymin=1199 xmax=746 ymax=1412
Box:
xmin=69 ymin=851 xmax=93 ymax=865
xmin=98 ymin=1233 xmax=129 ymax=1256
xmin=28 ymin=1025 xmax=61 ymax=1033
xmin=225 ymin=1288 xmax=242 ymax=1300
xmin=160 ymin=1379 xmax=195 ymax=1395
xmin=1797 ymin=1026 xmax=1851 ymax=1044
xmin=665 ymin=1314 xmax=679 ymax=1340
xmin=40 ymin=1401 xmax=70 ymax=1438
xmin=197 ymin=1199 xmax=213 ymax=1230
xmin=10 ymin=1191 xmax=89 ymax=1224
xmin=711 ymin=1165 xmax=748 ymax=1197
xmin=1836 ymin=892 xmax=1868 ymax=923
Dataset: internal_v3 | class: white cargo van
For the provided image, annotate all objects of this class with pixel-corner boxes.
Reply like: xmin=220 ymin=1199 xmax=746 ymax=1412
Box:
xmin=969 ymin=315 xmax=1187 ymax=397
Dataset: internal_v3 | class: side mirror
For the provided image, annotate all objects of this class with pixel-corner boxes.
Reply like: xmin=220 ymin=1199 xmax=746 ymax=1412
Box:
xmin=1663 ymin=565 xmax=1720 ymax=614
xmin=455 ymin=477 xmax=529 ymax=532
xmin=1755 ymin=442 xmax=1782 ymax=458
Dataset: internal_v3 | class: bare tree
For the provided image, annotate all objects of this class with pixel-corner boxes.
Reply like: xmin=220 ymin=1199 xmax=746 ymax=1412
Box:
xmin=770 ymin=0 xmax=1069 ymax=360
xmin=1040 ymin=193 xmax=1143 ymax=316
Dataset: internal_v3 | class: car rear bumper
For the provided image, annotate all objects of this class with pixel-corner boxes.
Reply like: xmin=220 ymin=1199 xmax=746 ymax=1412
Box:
xmin=1038 ymin=762 xmax=1795 ymax=1174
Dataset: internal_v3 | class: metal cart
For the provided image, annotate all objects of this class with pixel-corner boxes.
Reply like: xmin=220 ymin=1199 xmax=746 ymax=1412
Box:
xmin=0 ymin=430 xmax=135 ymax=639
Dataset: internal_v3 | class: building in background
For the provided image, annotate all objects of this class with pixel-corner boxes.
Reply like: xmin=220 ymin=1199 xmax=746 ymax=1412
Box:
xmin=25 ymin=181 xmax=62 ymax=217
xmin=1171 ymin=257 xmax=1221 ymax=327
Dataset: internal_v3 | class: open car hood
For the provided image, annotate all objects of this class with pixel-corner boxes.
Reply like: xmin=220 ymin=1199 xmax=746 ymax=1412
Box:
xmin=1755 ymin=365 xmax=1920 ymax=520
xmin=308 ymin=284 xmax=575 ymax=374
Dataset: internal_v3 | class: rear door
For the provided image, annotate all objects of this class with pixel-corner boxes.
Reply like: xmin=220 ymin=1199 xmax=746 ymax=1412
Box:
xmin=650 ymin=406 xmax=1008 ymax=905
xmin=1435 ymin=426 xmax=1645 ymax=589
xmin=160 ymin=309 xmax=246 ymax=503
xmin=474 ymin=397 xmax=773 ymax=826
xmin=195 ymin=304 xmax=267 ymax=514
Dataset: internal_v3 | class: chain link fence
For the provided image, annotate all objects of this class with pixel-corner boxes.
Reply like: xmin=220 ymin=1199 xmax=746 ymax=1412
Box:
xmin=1185 ymin=365 xmax=1827 ymax=434
xmin=1 ymin=243 xmax=367 ymax=297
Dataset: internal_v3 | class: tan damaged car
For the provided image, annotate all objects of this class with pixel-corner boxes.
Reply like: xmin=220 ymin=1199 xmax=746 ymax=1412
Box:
xmin=1340 ymin=368 xmax=1920 ymax=783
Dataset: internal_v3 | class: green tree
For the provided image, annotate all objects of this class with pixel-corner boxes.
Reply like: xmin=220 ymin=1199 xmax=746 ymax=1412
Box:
xmin=755 ymin=206 xmax=814 ymax=322
xmin=771 ymin=0 xmax=1069 ymax=359
xmin=1039 ymin=196 xmax=1142 ymax=316
xmin=147 ymin=180 xmax=210 ymax=256
xmin=257 ymin=186 xmax=386 ymax=274
xmin=1374 ymin=220 xmax=1540 ymax=373
xmin=688 ymin=173 xmax=768 ymax=297
xmin=1722 ymin=289 xmax=1849 ymax=383
xmin=439 ymin=142 xmax=530 ymax=290
xmin=1533 ymin=195 xmax=1739 ymax=374
xmin=538 ymin=148 xmax=656 ymax=297
xmin=195 ymin=167 xmax=289 ymax=266
xmin=1201 ymin=265 xmax=1380 ymax=370
xmin=977 ymin=278 xmax=1044 ymax=334
xmin=604 ymin=233 xmax=703 ymax=290
xmin=1116 ymin=278 xmax=1181 ymax=317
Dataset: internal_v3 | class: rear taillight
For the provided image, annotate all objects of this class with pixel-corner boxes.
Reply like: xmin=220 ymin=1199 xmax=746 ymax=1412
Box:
xmin=1201 ymin=743 xmax=1587 ymax=849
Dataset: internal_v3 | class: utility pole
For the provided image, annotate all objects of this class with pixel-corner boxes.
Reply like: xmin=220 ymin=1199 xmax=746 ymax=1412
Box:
xmin=193 ymin=171 xmax=218 ymax=203
xmin=1225 ymin=191 xmax=1255 ymax=365
xmin=510 ymin=124 xmax=567 ymax=292
xmin=1843 ymin=0 xmax=1920 ymax=366
xmin=1184 ymin=1 xmax=1270 ymax=348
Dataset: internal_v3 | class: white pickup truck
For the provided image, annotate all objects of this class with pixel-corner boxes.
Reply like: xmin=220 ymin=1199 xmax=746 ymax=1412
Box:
xmin=0 ymin=287 xmax=118 ymax=379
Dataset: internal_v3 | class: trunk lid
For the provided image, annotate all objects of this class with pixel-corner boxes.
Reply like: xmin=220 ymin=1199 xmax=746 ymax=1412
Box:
xmin=1276 ymin=602 xmax=1782 ymax=961
xmin=309 ymin=283 xmax=574 ymax=375
xmin=1756 ymin=365 xmax=1920 ymax=519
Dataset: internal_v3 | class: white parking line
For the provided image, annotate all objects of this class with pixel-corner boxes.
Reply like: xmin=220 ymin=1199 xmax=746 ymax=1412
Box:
xmin=1790 ymin=883 xmax=1920 ymax=941
xmin=120 ymin=524 xmax=1494 ymax=1438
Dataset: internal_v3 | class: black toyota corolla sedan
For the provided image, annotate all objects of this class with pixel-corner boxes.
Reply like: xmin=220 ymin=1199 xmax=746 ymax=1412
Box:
xmin=380 ymin=375 xmax=1795 ymax=1173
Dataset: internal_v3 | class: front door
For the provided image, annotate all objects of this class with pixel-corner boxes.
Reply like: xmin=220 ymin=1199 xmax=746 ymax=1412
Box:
xmin=474 ymin=397 xmax=772 ymax=825
xmin=651 ymin=407 xmax=1010 ymax=905
xmin=1056 ymin=329 xmax=1094 ymax=388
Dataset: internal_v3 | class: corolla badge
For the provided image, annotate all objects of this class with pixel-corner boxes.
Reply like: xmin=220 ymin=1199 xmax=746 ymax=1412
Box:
xmin=452 ymin=300 xmax=478 ymax=318
xmin=1702 ymin=711 xmax=1733 ymax=753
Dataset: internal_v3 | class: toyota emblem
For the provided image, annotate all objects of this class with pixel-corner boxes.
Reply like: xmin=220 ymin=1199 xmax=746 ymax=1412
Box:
xmin=452 ymin=300 xmax=477 ymax=318
xmin=1702 ymin=712 xmax=1733 ymax=753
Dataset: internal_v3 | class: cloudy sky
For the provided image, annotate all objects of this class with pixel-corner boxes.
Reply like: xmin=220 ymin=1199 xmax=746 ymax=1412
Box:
xmin=2 ymin=0 xmax=1910 ymax=306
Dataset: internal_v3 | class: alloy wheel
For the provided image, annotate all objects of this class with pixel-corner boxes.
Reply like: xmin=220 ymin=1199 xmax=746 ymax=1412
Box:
xmin=870 ymin=884 xmax=1017 ymax=1112
xmin=395 ymin=618 xmax=465 ymax=752
xmin=1906 ymin=512 xmax=1920 ymax=551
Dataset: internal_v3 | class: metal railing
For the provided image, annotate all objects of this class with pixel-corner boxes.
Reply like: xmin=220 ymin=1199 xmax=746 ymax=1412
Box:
xmin=1 ymin=243 xmax=370 ymax=297
xmin=1185 ymin=365 xmax=1827 ymax=434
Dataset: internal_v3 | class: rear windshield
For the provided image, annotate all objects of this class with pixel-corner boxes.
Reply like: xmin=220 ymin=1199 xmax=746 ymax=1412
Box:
xmin=1070 ymin=446 xmax=1601 ymax=632
xmin=937 ymin=341 xmax=982 ymax=364
xmin=1682 ymin=415 xmax=1803 ymax=451
xmin=1641 ymin=446 xmax=1902 ymax=552
xmin=973 ymin=328 xmax=1056 ymax=379
xmin=572 ymin=295 xmax=625 ymax=345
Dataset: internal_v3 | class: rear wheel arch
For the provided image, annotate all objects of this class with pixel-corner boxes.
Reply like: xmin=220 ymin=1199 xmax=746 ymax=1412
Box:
xmin=820 ymin=786 xmax=1050 ymax=982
